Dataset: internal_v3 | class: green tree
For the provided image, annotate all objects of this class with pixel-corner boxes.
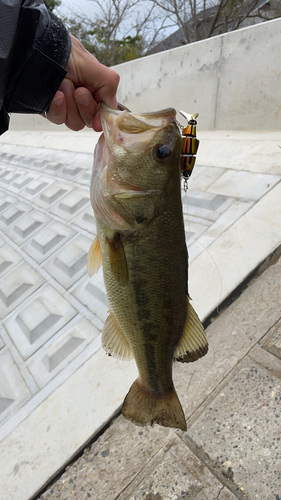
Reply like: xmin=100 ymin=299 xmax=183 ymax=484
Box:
xmin=62 ymin=0 xmax=165 ymax=66
xmin=114 ymin=35 xmax=143 ymax=64
xmin=63 ymin=16 xmax=146 ymax=65
xmin=43 ymin=0 xmax=61 ymax=13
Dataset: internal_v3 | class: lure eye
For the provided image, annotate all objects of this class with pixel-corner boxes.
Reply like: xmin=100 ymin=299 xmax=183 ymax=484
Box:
xmin=154 ymin=144 xmax=171 ymax=161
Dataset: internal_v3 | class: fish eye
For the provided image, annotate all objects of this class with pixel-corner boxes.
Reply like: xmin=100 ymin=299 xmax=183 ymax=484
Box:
xmin=153 ymin=144 xmax=171 ymax=161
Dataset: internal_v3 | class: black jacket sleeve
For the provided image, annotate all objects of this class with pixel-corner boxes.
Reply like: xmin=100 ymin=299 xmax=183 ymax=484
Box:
xmin=0 ymin=0 xmax=71 ymax=135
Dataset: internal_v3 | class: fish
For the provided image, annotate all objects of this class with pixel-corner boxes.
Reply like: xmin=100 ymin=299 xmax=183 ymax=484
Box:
xmin=88 ymin=103 xmax=208 ymax=432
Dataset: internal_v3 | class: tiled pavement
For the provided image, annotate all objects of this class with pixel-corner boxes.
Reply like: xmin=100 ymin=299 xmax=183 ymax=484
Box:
xmin=0 ymin=129 xmax=280 ymax=500
xmin=0 ymin=144 xmax=105 ymax=439
xmin=38 ymin=249 xmax=281 ymax=500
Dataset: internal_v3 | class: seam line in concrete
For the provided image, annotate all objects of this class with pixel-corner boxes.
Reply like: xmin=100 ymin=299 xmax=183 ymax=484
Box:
xmin=214 ymin=36 xmax=224 ymax=130
xmin=114 ymin=436 xmax=176 ymax=500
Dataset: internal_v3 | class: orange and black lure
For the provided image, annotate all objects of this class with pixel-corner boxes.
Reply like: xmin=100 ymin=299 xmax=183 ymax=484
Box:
xmin=177 ymin=111 xmax=199 ymax=192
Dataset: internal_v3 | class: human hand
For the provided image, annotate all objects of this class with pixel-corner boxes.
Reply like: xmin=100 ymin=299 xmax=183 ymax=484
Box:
xmin=46 ymin=35 xmax=120 ymax=132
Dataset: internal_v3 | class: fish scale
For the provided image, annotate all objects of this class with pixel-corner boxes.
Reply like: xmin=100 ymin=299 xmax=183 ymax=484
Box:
xmin=97 ymin=187 xmax=187 ymax=394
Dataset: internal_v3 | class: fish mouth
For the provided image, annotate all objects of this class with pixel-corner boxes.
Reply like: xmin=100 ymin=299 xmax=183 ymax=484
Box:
xmin=100 ymin=102 xmax=177 ymax=153
xmin=100 ymin=102 xmax=177 ymax=126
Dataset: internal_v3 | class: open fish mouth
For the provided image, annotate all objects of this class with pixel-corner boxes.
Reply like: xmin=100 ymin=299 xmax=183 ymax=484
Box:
xmin=103 ymin=101 xmax=177 ymax=125
xmin=100 ymin=102 xmax=178 ymax=154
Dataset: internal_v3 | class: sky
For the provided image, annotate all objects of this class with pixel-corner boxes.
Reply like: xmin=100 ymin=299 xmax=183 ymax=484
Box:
xmin=58 ymin=0 xmax=99 ymax=17
xmin=57 ymin=0 xmax=175 ymax=38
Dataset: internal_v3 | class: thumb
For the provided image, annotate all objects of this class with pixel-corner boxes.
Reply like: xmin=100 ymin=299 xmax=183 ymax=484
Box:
xmin=67 ymin=35 xmax=119 ymax=109
xmin=91 ymin=65 xmax=119 ymax=109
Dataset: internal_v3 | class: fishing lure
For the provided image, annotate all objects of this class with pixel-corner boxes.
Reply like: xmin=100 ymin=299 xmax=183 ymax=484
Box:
xmin=177 ymin=110 xmax=199 ymax=192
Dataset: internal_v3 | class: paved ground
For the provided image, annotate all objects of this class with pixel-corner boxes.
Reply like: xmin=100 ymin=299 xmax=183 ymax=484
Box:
xmin=0 ymin=127 xmax=280 ymax=500
xmin=38 ymin=249 xmax=281 ymax=500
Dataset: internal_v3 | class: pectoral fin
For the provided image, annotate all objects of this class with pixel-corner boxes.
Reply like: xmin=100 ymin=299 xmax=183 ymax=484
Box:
xmin=106 ymin=233 xmax=128 ymax=283
xmin=102 ymin=311 xmax=133 ymax=361
xmin=87 ymin=237 xmax=102 ymax=277
xmin=174 ymin=297 xmax=208 ymax=363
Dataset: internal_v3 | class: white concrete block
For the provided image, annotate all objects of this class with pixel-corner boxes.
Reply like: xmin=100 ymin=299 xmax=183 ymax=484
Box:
xmin=22 ymin=221 xmax=76 ymax=264
xmin=0 ymin=350 xmax=31 ymax=425
xmin=182 ymin=190 xmax=234 ymax=222
xmin=75 ymin=169 xmax=92 ymax=186
xmin=72 ymin=207 xmax=97 ymax=235
xmin=60 ymin=164 xmax=84 ymax=179
xmin=27 ymin=316 xmax=100 ymax=389
xmin=4 ymin=285 xmax=77 ymax=360
xmin=8 ymin=172 xmax=38 ymax=194
xmin=20 ymin=176 xmax=54 ymax=200
xmin=0 ymin=192 xmax=17 ymax=213
xmin=64 ymin=152 xmax=92 ymax=168
xmin=72 ymin=269 xmax=108 ymax=327
xmin=50 ymin=188 xmax=90 ymax=221
xmin=43 ymin=235 xmax=92 ymax=289
xmin=6 ymin=211 xmax=52 ymax=246
xmin=0 ymin=170 xmax=21 ymax=187
xmin=0 ymin=201 xmax=33 ymax=232
xmin=0 ymin=262 xmax=45 ymax=319
xmin=44 ymin=162 xmax=64 ymax=174
xmin=33 ymin=181 xmax=75 ymax=210
xmin=0 ymin=245 xmax=23 ymax=278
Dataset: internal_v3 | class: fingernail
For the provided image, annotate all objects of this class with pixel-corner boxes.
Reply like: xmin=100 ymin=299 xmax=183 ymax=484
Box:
xmin=75 ymin=93 xmax=90 ymax=107
xmin=109 ymin=97 xmax=117 ymax=109
xmin=61 ymin=80 xmax=74 ymax=97
xmin=54 ymin=95 xmax=64 ymax=106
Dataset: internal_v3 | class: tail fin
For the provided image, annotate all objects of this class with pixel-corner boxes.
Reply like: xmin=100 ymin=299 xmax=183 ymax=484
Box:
xmin=122 ymin=379 xmax=187 ymax=431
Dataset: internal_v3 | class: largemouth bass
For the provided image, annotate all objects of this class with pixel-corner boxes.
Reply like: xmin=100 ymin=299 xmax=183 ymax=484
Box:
xmin=88 ymin=103 xmax=208 ymax=431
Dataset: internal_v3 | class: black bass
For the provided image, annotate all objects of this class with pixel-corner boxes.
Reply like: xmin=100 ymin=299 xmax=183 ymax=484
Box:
xmin=88 ymin=103 xmax=208 ymax=431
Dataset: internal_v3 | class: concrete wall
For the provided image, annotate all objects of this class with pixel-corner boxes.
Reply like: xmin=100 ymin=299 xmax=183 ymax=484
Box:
xmin=9 ymin=18 xmax=281 ymax=132
xmin=9 ymin=113 xmax=69 ymax=132
xmin=114 ymin=18 xmax=281 ymax=131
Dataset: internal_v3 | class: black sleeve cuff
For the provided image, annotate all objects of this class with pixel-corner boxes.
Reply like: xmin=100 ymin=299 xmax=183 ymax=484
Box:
xmin=7 ymin=13 xmax=71 ymax=114
xmin=7 ymin=48 xmax=67 ymax=114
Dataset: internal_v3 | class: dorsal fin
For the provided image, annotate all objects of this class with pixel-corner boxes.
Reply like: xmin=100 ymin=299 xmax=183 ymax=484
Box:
xmin=174 ymin=297 xmax=208 ymax=363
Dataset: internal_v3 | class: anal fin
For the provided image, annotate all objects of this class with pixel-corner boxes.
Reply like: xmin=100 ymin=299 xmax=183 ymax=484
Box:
xmin=87 ymin=237 xmax=102 ymax=277
xmin=174 ymin=297 xmax=208 ymax=363
xmin=102 ymin=311 xmax=133 ymax=361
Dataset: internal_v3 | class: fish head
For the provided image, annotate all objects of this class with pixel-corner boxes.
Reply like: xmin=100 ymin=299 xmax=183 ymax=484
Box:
xmin=91 ymin=103 xmax=182 ymax=231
